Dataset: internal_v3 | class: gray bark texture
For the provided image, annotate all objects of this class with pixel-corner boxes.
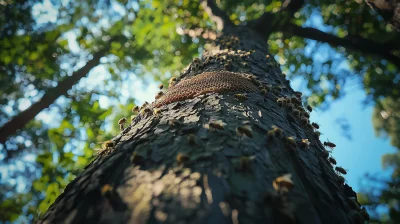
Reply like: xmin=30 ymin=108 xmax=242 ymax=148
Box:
xmin=37 ymin=25 xmax=365 ymax=224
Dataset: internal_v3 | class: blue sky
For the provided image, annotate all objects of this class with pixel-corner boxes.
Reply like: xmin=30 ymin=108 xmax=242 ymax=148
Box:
xmin=291 ymin=77 xmax=397 ymax=192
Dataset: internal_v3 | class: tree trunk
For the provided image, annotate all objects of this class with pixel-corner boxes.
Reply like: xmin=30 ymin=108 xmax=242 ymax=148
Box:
xmin=37 ymin=25 xmax=365 ymax=224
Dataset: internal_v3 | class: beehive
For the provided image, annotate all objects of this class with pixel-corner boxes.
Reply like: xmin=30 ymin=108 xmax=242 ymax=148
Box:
xmin=153 ymin=71 xmax=259 ymax=108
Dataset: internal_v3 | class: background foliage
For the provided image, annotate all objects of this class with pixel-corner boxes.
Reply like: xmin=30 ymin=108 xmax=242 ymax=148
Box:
xmin=0 ymin=0 xmax=399 ymax=222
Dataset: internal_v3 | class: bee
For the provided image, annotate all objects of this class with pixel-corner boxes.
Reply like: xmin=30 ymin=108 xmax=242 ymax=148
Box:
xmin=132 ymin=106 xmax=140 ymax=113
xmin=287 ymin=103 xmax=295 ymax=111
xmin=297 ymin=106 xmax=305 ymax=113
xmin=284 ymin=136 xmax=297 ymax=148
xmin=272 ymin=126 xmax=283 ymax=138
xmin=266 ymin=130 xmax=275 ymax=140
xmin=101 ymin=184 xmax=114 ymax=196
xmin=234 ymin=94 xmax=248 ymax=101
xmin=236 ymin=125 xmax=253 ymax=138
xmin=300 ymin=116 xmax=309 ymax=125
xmin=260 ymin=88 xmax=267 ymax=95
xmin=311 ymin=122 xmax=319 ymax=129
xmin=292 ymin=109 xmax=300 ymax=116
xmin=169 ymin=77 xmax=177 ymax=87
xmin=277 ymin=98 xmax=285 ymax=107
xmin=130 ymin=152 xmax=143 ymax=164
xmin=306 ymin=105 xmax=312 ymax=112
xmin=158 ymin=84 xmax=164 ymax=90
xmin=118 ymin=117 xmax=127 ymax=131
xmin=265 ymin=55 xmax=270 ymax=59
xmin=224 ymin=63 xmax=231 ymax=69
xmin=153 ymin=108 xmax=161 ymax=116
xmin=176 ymin=153 xmax=190 ymax=165
xmin=101 ymin=140 xmax=114 ymax=149
xmin=272 ymin=173 xmax=294 ymax=193
xmin=291 ymin=97 xmax=301 ymax=105
xmin=323 ymin=141 xmax=336 ymax=149
xmin=337 ymin=175 xmax=345 ymax=185
xmin=335 ymin=166 xmax=347 ymax=175
xmin=188 ymin=134 xmax=196 ymax=145
xmin=294 ymin=91 xmax=302 ymax=98
xmin=141 ymin=107 xmax=152 ymax=115
xmin=142 ymin=101 xmax=149 ymax=107
xmin=320 ymin=150 xmax=330 ymax=159
xmin=241 ymin=62 xmax=248 ymax=67
xmin=208 ymin=121 xmax=225 ymax=130
xmin=155 ymin=91 xmax=164 ymax=100
xmin=303 ymin=112 xmax=310 ymax=119
xmin=328 ymin=157 xmax=337 ymax=165
xmin=299 ymin=139 xmax=310 ymax=149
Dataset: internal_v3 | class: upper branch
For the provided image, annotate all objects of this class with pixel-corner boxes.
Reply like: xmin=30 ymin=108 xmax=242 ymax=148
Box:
xmin=365 ymin=0 xmax=400 ymax=31
xmin=248 ymin=0 xmax=305 ymax=36
xmin=276 ymin=22 xmax=400 ymax=68
xmin=201 ymin=0 xmax=233 ymax=30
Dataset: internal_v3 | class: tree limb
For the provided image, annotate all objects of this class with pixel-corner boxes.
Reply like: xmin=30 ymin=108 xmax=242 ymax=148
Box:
xmin=201 ymin=0 xmax=232 ymax=30
xmin=365 ymin=0 xmax=400 ymax=31
xmin=0 ymin=50 xmax=106 ymax=145
xmin=248 ymin=0 xmax=305 ymax=36
xmin=276 ymin=22 xmax=400 ymax=68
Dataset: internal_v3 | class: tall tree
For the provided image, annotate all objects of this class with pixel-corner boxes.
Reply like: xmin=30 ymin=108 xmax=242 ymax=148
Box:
xmin=38 ymin=1 xmax=368 ymax=223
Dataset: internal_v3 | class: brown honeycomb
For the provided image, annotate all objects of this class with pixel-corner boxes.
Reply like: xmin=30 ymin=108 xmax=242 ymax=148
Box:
xmin=153 ymin=71 xmax=259 ymax=108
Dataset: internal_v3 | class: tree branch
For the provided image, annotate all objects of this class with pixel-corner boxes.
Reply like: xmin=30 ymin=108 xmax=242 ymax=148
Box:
xmin=248 ymin=0 xmax=305 ymax=36
xmin=276 ymin=22 xmax=400 ymax=68
xmin=0 ymin=50 xmax=106 ymax=145
xmin=201 ymin=0 xmax=233 ymax=30
xmin=365 ymin=0 xmax=400 ymax=31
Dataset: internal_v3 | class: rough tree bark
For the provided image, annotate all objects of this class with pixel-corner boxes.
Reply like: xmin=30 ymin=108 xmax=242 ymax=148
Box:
xmin=38 ymin=2 xmax=367 ymax=224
